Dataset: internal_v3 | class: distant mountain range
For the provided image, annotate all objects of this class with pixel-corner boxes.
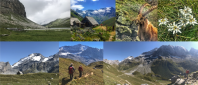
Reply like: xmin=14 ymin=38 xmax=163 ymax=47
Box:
xmin=104 ymin=45 xmax=198 ymax=79
xmin=43 ymin=18 xmax=70 ymax=28
xmin=58 ymin=44 xmax=103 ymax=65
xmin=72 ymin=7 xmax=116 ymax=24
xmin=0 ymin=44 xmax=103 ymax=74
xmin=0 ymin=53 xmax=59 ymax=74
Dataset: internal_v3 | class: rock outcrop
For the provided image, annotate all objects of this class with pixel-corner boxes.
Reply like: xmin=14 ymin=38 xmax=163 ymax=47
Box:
xmin=189 ymin=48 xmax=198 ymax=57
xmin=103 ymin=59 xmax=119 ymax=65
xmin=116 ymin=15 xmax=139 ymax=41
xmin=0 ymin=0 xmax=47 ymax=29
xmin=0 ymin=0 xmax=26 ymax=17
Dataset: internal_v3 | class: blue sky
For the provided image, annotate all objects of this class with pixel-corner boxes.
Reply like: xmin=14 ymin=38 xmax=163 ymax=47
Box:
xmin=71 ymin=0 xmax=115 ymax=10
xmin=104 ymin=42 xmax=198 ymax=61
xmin=59 ymin=42 xmax=103 ymax=49
xmin=0 ymin=42 xmax=59 ymax=65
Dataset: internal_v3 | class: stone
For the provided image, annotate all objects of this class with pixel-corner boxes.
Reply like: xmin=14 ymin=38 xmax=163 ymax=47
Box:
xmin=174 ymin=78 xmax=185 ymax=85
xmin=171 ymin=76 xmax=178 ymax=83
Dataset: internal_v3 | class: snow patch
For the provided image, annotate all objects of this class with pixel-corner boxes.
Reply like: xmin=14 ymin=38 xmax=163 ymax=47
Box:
xmin=42 ymin=58 xmax=49 ymax=62
xmin=98 ymin=9 xmax=105 ymax=13
xmin=31 ymin=56 xmax=41 ymax=61
xmin=59 ymin=52 xmax=71 ymax=56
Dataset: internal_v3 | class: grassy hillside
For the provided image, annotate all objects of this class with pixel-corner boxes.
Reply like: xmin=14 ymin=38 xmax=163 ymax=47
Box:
xmin=71 ymin=26 xmax=115 ymax=41
xmin=151 ymin=59 xmax=183 ymax=79
xmin=103 ymin=62 xmax=169 ymax=85
xmin=177 ymin=60 xmax=198 ymax=73
xmin=101 ymin=17 xmax=116 ymax=26
xmin=0 ymin=28 xmax=71 ymax=41
xmin=158 ymin=0 xmax=198 ymax=41
xmin=0 ymin=13 xmax=46 ymax=29
xmin=0 ymin=73 xmax=58 ymax=85
xmin=59 ymin=58 xmax=103 ymax=85
xmin=118 ymin=61 xmax=141 ymax=71
xmin=71 ymin=9 xmax=83 ymax=21
xmin=44 ymin=18 xmax=70 ymax=28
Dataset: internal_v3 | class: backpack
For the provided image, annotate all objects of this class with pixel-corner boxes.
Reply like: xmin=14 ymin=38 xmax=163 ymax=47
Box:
xmin=186 ymin=70 xmax=189 ymax=74
xmin=69 ymin=66 xmax=73 ymax=74
xmin=79 ymin=67 xmax=83 ymax=71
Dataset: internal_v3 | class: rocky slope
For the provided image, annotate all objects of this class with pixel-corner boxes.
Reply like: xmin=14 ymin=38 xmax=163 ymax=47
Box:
xmin=117 ymin=45 xmax=198 ymax=78
xmin=103 ymin=59 xmax=119 ymax=65
xmin=43 ymin=18 xmax=70 ymax=28
xmin=58 ymin=44 xmax=103 ymax=65
xmin=0 ymin=0 xmax=26 ymax=17
xmin=0 ymin=0 xmax=47 ymax=29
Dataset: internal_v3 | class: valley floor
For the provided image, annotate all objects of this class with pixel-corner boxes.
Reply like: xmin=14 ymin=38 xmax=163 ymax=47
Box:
xmin=0 ymin=73 xmax=59 ymax=85
xmin=0 ymin=28 xmax=71 ymax=41
xmin=104 ymin=63 xmax=171 ymax=85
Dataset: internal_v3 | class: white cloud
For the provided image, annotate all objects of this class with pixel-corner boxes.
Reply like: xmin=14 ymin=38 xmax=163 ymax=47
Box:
xmin=92 ymin=10 xmax=99 ymax=14
xmin=71 ymin=5 xmax=84 ymax=10
xmin=92 ymin=0 xmax=99 ymax=1
xmin=19 ymin=0 xmax=70 ymax=25
xmin=71 ymin=0 xmax=85 ymax=11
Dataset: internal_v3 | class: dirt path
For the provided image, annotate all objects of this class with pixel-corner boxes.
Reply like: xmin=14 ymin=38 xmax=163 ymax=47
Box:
xmin=108 ymin=31 xmax=115 ymax=41
xmin=125 ymin=80 xmax=132 ymax=85
xmin=93 ymin=26 xmax=106 ymax=31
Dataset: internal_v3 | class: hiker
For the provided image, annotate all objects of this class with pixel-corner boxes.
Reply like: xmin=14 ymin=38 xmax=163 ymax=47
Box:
xmin=186 ymin=69 xmax=189 ymax=79
xmin=78 ymin=65 xmax=83 ymax=77
xmin=68 ymin=63 xmax=75 ymax=80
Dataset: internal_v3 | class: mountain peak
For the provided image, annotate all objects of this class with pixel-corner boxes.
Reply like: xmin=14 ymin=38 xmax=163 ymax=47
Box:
xmin=126 ymin=56 xmax=134 ymax=60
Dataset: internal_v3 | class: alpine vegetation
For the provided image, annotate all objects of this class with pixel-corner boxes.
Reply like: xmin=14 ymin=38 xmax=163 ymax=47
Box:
xmin=158 ymin=0 xmax=198 ymax=41
xmin=159 ymin=6 xmax=197 ymax=35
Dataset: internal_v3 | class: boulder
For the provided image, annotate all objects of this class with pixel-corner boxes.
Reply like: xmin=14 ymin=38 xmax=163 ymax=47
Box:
xmin=174 ymin=78 xmax=185 ymax=85
xmin=171 ymin=75 xmax=179 ymax=83
xmin=193 ymin=72 xmax=198 ymax=78
xmin=17 ymin=71 xmax=23 ymax=75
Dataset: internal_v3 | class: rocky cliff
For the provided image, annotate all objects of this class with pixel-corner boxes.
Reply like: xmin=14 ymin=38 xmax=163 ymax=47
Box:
xmin=0 ymin=0 xmax=47 ymax=29
xmin=0 ymin=0 xmax=26 ymax=17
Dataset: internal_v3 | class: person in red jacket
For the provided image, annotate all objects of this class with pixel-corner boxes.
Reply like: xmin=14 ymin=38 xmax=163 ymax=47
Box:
xmin=186 ymin=69 xmax=189 ymax=79
xmin=78 ymin=65 xmax=83 ymax=77
xmin=68 ymin=63 xmax=75 ymax=80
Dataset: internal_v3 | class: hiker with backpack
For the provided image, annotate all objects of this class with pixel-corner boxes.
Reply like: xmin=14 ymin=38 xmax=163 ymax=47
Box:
xmin=186 ymin=69 xmax=189 ymax=79
xmin=78 ymin=65 xmax=83 ymax=77
xmin=68 ymin=63 xmax=75 ymax=80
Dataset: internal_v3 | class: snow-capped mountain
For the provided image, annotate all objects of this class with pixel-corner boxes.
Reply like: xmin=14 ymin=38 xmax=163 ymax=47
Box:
xmin=59 ymin=44 xmax=103 ymax=65
xmin=12 ymin=53 xmax=54 ymax=68
xmin=103 ymin=59 xmax=119 ymax=65
xmin=0 ymin=53 xmax=59 ymax=74
xmin=74 ymin=7 xmax=116 ymax=24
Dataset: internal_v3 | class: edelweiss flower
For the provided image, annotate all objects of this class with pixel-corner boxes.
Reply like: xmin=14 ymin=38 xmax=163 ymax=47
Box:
xmin=179 ymin=6 xmax=192 ymax=17
xmin=187 ymin=18 xmax=198 ymax=25
xmin=168 ymin=22 xmax=182 ymax=34
xmin=159 ymin=18 xmax=169 ymax=26
xmin=186 ymin=14 xmax=194 ymax=19
xmin=179 ymin=18 xmax=189 ymax=27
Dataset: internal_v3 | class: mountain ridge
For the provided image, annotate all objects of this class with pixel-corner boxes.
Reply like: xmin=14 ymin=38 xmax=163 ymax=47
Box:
xmin=73 ymin=7 xmax=116 ymax=24
xmin=59 ymin=44 xmax=103 ymax=65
